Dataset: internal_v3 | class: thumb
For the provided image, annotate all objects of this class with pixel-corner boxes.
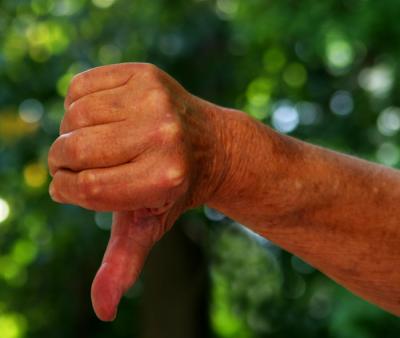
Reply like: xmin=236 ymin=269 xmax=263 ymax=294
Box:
xmin=91 ymin=210 xmax=161 ymax=321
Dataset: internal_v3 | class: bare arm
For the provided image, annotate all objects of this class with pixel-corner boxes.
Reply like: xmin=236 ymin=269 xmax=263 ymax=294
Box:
xmin=49 ymin=63 xmax=400 ymax=320
xmin=207 ymin=106 xmax=400 ymax=316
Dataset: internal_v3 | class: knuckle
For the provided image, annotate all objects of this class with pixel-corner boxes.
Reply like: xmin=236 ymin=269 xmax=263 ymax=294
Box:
xmin=159 ymin=161 xmax=186 ymax=188
xmin=77 ymin=171 xmax=99 ymax=201
xmin=147 ymin=88 xmax=173 ymax=110
xmin=157 ymin=121 xmax=183 ymax=143
xmin=141 ymin=63 xmax=160 ymax=80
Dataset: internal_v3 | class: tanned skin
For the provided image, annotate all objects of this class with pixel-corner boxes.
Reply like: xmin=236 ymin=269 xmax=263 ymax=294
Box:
xmin=48 ymin=63 xmax=400 ymax=321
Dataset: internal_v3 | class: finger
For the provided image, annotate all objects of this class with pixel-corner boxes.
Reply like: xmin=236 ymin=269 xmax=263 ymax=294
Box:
xmin=48 ymin=121 xmax=147 ymax=175
xmin=61 ymin=87 xmax=128 ymax=134
xmin=91 ymin=210 xmax=162 ymax=321
xmin=65 ymin=62 xmax=152 ymax=108
xmin=49 ymin=159 xmax=184 ymax=211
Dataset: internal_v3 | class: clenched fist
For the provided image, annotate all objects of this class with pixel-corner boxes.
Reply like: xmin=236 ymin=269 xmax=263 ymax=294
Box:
xmin=48 ymin=63 xmax=230 ymax=321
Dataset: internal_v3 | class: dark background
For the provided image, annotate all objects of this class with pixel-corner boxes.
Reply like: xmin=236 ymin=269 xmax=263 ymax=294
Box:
xmin=1 ymin=0 xmax=400 ymax=337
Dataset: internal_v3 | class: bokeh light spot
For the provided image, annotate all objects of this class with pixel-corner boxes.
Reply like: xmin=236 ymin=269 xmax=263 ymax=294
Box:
xmin=211 ymin=273 xmax=249 ymax=337
xmin=309 ymin=290 xmax=332 ymax=319
xmin=326 ymin=40 xmax=353 ymax=68
xmin=52 ymin=0 xmax=84 ymax=16
xmin=26 ymin=21 xmax=70 ymax=61
xmin=159 ymin=34 xmax=184 ymax=57
xmin=19 ymin=99 xmax=44 ymax=123
xmin=296 ymin=102 xmax=321 ymax=126
xmin=0 ymin=198 xmax=10 ymax=224
xmin=26 ymin=23 xmax=50 ymax=46
xmin=56 ymin=72 xmax=74 ymax=97
xmin=0 ymin=313 xmax=27 ymax=338
xmin=247 ymin=78 xmax=273 ymax=97
xmin=23 ymin=162 xmax=48 ymax=188
xmin=92 ymin=0 xmax=117 ymax=9
xmin=12 ymin=239 xmax=38 ymax=266
xmin=329 ymin=91 xmax=354 ymax=116
xmin=246 ymin=77 xmax=273 ymax=119
xmin=216 ymin=0 xmax=239 ymax=20
xmin=376 ymin=142 xmax=399 ymax=166
xmin=271 ymin=101 xmax=299 ymax=133
xmin=358 ymin=63 xmax=394 ymax=97
xmin=3 ymin=32 xmax=27 ymax=62
xmin=0 ymin=257 xmax=20 ymax=281
xmin=0 ymin=113 xmax=38 ymax=143
xmin=325 ymin=31 xmax=354 ymax=73
xmin=31 ymin=0 xmax=55 ymax=15
xmin=377 ymin=107 xmax=400 ymax=136
xmin=263 ymin=48 xmax=286 ymax=73
xmin=95 ymin=212 xmax=113 ymax=230
xmin=283 ymin=63 xmax=307 ymax=88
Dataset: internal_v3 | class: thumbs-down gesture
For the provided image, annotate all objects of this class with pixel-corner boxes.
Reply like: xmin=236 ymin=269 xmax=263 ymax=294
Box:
xmin=48 ymin=63 xmax=228 ymax=321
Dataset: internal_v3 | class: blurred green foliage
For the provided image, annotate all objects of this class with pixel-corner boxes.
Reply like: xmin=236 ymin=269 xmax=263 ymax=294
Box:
xmin=1 ymin=0 xmax=400 ymax=337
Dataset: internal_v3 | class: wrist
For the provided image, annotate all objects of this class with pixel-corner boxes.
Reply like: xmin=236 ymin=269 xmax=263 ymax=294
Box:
xmin=204 ymin=106 xmax=309 ymax=228
xmin=205 ymin=107 xmax=268 ymax=211
xmin=185 ymin=97 xmax=232 ymax=208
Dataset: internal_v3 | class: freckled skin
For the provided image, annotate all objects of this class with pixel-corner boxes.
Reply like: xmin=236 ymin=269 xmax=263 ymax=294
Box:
xmin=49 ymin=63 xmax=400 ymax=321
xmin=208 ymin=111 xmax=400 ymax=316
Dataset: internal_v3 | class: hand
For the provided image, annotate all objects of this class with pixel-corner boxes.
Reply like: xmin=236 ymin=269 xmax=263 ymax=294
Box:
xmin=48 ymin=63 xmax=227 ymax=321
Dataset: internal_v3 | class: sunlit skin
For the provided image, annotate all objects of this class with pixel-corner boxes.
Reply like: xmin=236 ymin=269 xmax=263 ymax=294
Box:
xmin=48 ymin=63 xmax=400 ymax=321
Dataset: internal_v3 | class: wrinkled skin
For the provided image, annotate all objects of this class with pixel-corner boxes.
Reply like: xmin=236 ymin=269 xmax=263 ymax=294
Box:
xmin=48 ymin=63 xmax=227 ymax=321
xmin=49 ymin=63 xmax=400 ymax=320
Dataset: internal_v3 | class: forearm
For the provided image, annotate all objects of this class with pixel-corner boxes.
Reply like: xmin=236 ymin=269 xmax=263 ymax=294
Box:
xmin=207 ymin=106 xmax=400 ymax=316
xmin=50 ymin=62 xmax=400 ymax=321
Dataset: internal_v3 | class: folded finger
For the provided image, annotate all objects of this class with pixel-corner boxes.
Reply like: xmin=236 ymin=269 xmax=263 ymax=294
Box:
xmin=65 ymin=63 xmax=151 ymax=108
xmin=48 ymin=121 xmax=148 ymax=175
xmin=49 ymin=159 xmax=181 ymax=211
xmin=60 ymin=87 xmax=129 ymax=134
